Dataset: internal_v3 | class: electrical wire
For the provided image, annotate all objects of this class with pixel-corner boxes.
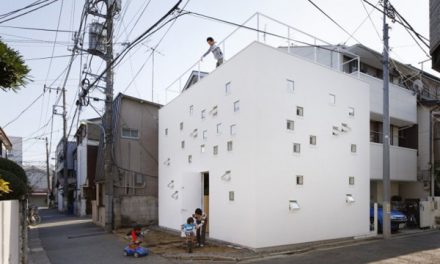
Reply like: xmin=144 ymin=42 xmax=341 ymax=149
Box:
xmin=0 ymin=25 xmax=74 ymax=33
xmin=0 ymin=0 xmax=60 ymax=24
xmin=306 ymin=0 xmax=362 ymax=44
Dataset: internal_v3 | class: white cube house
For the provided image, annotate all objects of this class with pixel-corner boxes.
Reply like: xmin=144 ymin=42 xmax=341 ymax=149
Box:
xmin=159 ymin=42 xmax=370 ymax=249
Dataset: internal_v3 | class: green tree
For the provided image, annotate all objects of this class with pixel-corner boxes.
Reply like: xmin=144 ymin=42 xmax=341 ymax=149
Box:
xmin=0 ymin=40 xmax=30 ymax=91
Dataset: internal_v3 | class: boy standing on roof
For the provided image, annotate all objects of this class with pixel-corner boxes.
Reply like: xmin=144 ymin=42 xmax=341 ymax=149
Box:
xmin=202 ymin=37 xmax=224 ymax=67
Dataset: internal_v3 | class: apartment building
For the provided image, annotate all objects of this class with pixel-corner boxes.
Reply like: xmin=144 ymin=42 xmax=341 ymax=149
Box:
xmin=159 ymin=41 xmax=371 ymax=248
xmin=54 ymin=140 xmax=76 ymax=213
xmin=286 ymin=44 xmax=440 ymax=203
xmin=94 ymin=93 xmax=160 ymax=228
xmin=8 ymin=136 xmax=23 ymax=165
xmin=430 ymin=0 xmax=440 ymax=71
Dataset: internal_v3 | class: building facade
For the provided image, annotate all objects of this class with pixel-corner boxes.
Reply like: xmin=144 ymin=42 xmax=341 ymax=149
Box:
xmin=24 ymin=165 xmax=51 ymax=207
xmin=8 ymin=136 xmax=23 ymax=165
xmin=54 ymin=141 xmax=76 ymax=213
xmin=73 ymin=119 xmax=100 ymax=216
xmin=0 ymin=127 xmax=12 ymax=159
xmin=94 ymin=93 xmax=160 ymax=228
xmin=159 ymin=42 xmax=371 ymax=248
xmin=430 ymin=0 xmax=440 ymax=71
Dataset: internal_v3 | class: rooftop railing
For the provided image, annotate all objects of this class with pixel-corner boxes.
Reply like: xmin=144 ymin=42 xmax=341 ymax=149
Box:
xmin=164 ymin=12 xmax=361 ymax=104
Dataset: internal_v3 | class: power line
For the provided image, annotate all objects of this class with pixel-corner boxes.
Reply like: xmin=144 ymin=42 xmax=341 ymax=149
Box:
xmin=0 ymin=0 xmax=60 ymax=24
xmin=0 ymin=25 xmax=74 ymax=33
xmin=306 ymin=0 xmax=362 ymax=44
xmin=25 ymin=53 xmax=85 ymax=61
xmin=0 ymin=0 xmax=48 ymax=19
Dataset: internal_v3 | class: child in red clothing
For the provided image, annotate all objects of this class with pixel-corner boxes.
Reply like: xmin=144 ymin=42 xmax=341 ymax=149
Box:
xmin=129 ymin=225 xmax=143 ymax=248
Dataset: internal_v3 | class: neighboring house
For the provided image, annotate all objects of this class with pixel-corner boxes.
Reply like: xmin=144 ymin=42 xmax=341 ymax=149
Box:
xmin=0 ymin=127 xmax=12 ymax=159
xmin=285 ymin=44 xmax=440 ymax=203
xmin=94 ymin=93 xmax=160 ymax=228
xmin=24 ymin=165 xmax=51 ymax=207
xmin=8 ymin=136 xmax=23 ymax=165
xmin=54 ymin=140 xmax=76 ymax=213
xmin=73 ymin=118 xmax=100 ymax=216
xmin=430 ymin=0 xmax=440 ymax=71
xmin=159 ymin=41 xmax=371 ymax=248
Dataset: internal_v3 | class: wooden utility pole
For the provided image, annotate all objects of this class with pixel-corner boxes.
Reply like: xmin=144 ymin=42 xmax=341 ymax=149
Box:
xmin=45 ymin=137 xmax=51 ymax=194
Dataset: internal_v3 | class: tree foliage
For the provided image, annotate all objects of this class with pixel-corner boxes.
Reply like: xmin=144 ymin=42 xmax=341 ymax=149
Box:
xmin=0 ymin=157 xmax=28 ymax=185
xmin=0 ymin=40 xmax=30 ymax=91
xmin=0 ymin=169 xmax=26 ymax=200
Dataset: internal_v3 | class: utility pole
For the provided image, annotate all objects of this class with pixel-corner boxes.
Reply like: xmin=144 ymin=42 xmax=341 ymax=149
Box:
xmin=45 ymin=137 xmax=51 ymax=195
xmin=382 ymin=0 xmax=391 ymax=239
xmin=104 ymin=0 xmax=115 ymax=232
xmin=62 ymin=84 xmax=68 ymax=213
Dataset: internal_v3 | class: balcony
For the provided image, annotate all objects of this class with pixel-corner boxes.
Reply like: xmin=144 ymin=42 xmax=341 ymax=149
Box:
xmin=370 ymin=142 xmax=417 ymax=182
xmin=357 ymin=73 xmax=417 ymax=126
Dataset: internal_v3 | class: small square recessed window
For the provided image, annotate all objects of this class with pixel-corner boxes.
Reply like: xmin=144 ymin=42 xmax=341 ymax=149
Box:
xmin=296 ymin=106 xmax=304 ymax=117
xmin=351 ymin=144 xmax=357 ymax=153
xmin=349 ymin=107 xmax=355 ymax=117
xmin=227 ymin=141 xmax=233 ymax=151
xmin=346 ymin=194 xmax=355 ymax=203
xmin=188 ymin=155 xmax=192 ymax=163
xmin=211 ymin=106 xmax=218 ymax=116
xmin=201 ymin=144 xmax=206 ymax=153
xmin=310 ymin=135 xmax=317 ymax=145
xmin=189 ymin=105 xmax=194 ymax=115
xmin=165 ymin=128 xmax=168 ymax=135
xmin=296 ymin=175 xmax=304 ymax=185
xmin=286 ymin=120 xmax=294 ymax=131
xmin=217 ymin=123 xmax=222 ymax=134
xmin=203 ymin=130 xmax=207 ymax=140
xmin=349 ymin=176 xmax=355 ymax=185
xmin=332 ymin=126 xmax=340 ymax=136
xmin=329 ymin=93 xmax=336 ymax=104
xmin=192 ymin=129 xmax=198 ymax=138
xmin=213 ymin=145 xmax=219 ymax=155
xmin=289 ymin=200 xmax=300 ymax=210
xmin=229 ymin=191 xmax=235 ymax=201
xmin=181 ymin=141 xmax=185 ymax=149
xmin=230 ymin=124 xmax=237 ymax=135
xmin=293 ymin=143 xmax=301 ymax=153
xmin=225 ymin=82 xmax=231 ymax=95
xmin=201 ymin=110 xmax=206 ymax=119
xmin=180 ymin=122 xmax=184 ymax=130
xmin=287 ymin=79 xmax=295 ymax=93
xmin=234 ymin=100 xmax=240 ymax=112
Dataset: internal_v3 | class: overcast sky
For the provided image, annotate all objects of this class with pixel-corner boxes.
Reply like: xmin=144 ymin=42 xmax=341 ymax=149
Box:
xmin=0 ymin=0 xmax=437 ymax=165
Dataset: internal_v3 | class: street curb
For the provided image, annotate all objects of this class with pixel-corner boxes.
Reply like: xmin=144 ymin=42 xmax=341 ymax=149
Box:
xmin=28 ymin=227 xmax=52 ymax=264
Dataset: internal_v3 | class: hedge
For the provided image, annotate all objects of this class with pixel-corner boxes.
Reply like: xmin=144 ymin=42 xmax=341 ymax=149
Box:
xmin=0 ymin=157 xmax=27 ymax=184
xmin=0 ymin=169 xmax=26 ymax=200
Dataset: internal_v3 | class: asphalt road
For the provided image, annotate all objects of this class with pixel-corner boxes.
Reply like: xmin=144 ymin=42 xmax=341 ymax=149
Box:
xmin=250 ymin=230 xmax=440 ymax=264
xmin=31 ymin=209 xmax=173 ymax=264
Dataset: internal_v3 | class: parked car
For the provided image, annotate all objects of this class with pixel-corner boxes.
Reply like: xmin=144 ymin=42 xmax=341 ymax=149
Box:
xmin=370 ymin=206 xmax=407 ymax=233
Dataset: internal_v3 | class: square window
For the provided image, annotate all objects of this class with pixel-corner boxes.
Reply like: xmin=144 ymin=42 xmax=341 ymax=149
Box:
xmin=180 ymin=122 xmax=184 ymax=130
xmin=293 ymin=143 xmax=301 ymax=153
xmin=229 ymin=191 xmax=235 ymax=201
xmin=349 ymin=107 xmax=355 ymax=117
xmin=329 ymin=93 xmax=336 ymax=104
xmin=203 ymin=130 xmax=207 ymax=140
xmin=192 ymin=129 xmax=198 ymax=138
xmin=234 ymin=100 xmax=240 ymax=112
xmin=217 ymin=123 xmax=222 ymax=134
xmin=181 ymin=141 xmax=185 ymax=149
xmin=225 ymin=82 xmax=231 ymax=95
xmin=201 ymin=144 xmax=206 ymax=153
xmin=213 ymin=145 xmax=219 ymax=155
xmin=201 ymin=110 xmax=206 ymax=119
xmin=135 ymin=174 xmax=144 ymax=185
xmin=165 ymin=128 xmax=168 ymax=136
xmin=296 ymin=175 xmax=304 ymax=185
xmin=188 ymin=155 xmax=192 ymax=163
xmin=189 ymin=105 xmax=194 ymax=115
xmin=296 ymin=106 xmax=304 ymax=117
xmin=351 ymin=144 xmax=357 ymax=153
xmin=310 ymin=135 xmax=317 ymax=145
xmin=227 ymin=141 xmax=233 ymax=151
xmin=286 ymin=120 xmax=294 ymax=131
xmin=230 ymin=124 xmax=237 ymax=135
xmin=287 ymin=79 xmax=295 ymax=93
xmin=349 ymin=176 xmax=355 ymax=185
xmin=211 ymin=106 xmax=218 ymax=116
xmin=289 ymin=200 xmax=300 ymax=210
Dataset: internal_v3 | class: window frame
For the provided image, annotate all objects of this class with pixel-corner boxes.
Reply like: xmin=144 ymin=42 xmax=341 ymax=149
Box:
xmin=121 ymin=127 xmax=139 ymax=139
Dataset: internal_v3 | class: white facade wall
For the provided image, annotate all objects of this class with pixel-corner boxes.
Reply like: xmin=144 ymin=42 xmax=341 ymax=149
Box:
xmin=159 ymin=42 xmax=370 ymax=248
xmin=0 ymin=200 xmax=19 ymax=264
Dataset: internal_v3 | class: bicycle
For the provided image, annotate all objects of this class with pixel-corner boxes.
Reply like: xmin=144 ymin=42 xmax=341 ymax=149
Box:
xmin=27 ymin=205 xmax=41 ymax=226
